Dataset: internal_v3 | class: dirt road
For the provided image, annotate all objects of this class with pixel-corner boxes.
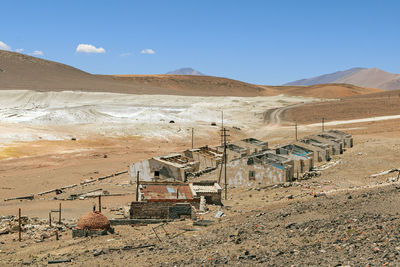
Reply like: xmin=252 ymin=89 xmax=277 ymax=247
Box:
xmin=263 ymin=103 xmax=305 ymax=126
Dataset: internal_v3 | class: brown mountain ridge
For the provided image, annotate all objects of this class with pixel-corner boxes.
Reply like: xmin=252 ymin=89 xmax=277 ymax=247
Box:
xmin=0 ymin=50 xmax=383 ymax=98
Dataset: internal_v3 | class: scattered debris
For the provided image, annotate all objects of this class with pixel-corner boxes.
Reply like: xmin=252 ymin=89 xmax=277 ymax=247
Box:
xmin=193 ymin=220 xmax=214 ymax=226
xmin=108 ymin=244 xmax=155 ymax=251
xmin=371 ymin=168 xmax=399 ymax=178
xmin=313 ymin=159 xmax=342 ymax=171
xmin=4 ymin=195 xmax=34 ymax=202
xmin=215 ymin=211 xmax=224 ymax=218
xmin=48 ymin=259 xmax=72 ymax=264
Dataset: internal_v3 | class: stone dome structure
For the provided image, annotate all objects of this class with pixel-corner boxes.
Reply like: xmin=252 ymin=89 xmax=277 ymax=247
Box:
xmin=76 ymin=211 xmax=110 ymax=231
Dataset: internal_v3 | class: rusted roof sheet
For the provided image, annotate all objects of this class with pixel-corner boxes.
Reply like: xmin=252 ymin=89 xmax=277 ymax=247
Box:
xmin=141 ymin=183 xmax=194 ymax=200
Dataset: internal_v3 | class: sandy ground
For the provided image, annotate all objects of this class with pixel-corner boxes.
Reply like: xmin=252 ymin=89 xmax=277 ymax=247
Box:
xmin=1 ymin=89 xmax=400 ymax=265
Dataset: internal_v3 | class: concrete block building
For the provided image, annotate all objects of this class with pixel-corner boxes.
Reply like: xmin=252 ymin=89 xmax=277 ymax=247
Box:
xmin=130 ymin=154 xmax=200 ymax=182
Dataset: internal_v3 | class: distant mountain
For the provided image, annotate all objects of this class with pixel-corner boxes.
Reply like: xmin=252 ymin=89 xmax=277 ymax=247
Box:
xmin=166 ymin=68 xmax=205 ymax=76
xmin=284 ymin=68 xmax=365 ymax=86
xmin=284 ymin=67 xmax=400 ymax=90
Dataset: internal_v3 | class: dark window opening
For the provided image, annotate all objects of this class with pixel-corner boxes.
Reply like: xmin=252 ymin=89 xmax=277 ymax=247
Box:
xmin=249 ymin=171 xmax=255 ymax=180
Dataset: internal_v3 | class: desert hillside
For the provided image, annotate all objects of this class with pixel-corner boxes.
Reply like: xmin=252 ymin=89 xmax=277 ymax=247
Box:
xmin=0 ymin=50 xmax=382 ymax=98
xmin=284 ymin=89 xmax=400 ymax=124
xmin=265 ymin=83 xmax=383 ymax=98
xmin=108 ymin=74 xmax=274 ymax=96
xmin=0 ymin=50 xmax=272 ymax=96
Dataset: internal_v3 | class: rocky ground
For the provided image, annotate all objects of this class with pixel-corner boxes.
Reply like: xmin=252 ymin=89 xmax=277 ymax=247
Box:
xmin=2 ymin=179 xmax=400 ymax=266
xmin=1 ymin=97 xmax=400 ymax=266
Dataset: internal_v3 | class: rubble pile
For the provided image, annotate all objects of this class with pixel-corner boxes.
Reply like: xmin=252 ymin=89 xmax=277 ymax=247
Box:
xmin=0 ymin=216 xmax=75 ymax=243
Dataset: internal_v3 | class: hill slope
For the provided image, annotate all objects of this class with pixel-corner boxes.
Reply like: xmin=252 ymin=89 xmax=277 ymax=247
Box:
xmin=0 ymin=50 xmax=383 ymax=98
xmin=108 ymin=75 xmax=273 ymax=96
xmin=0 ymin=50 xmax=273 ymax=96
xmin=285 ymin=67 xmax=400 ymax=90
xmin=265 ymin=83 xmax=382 ymax=98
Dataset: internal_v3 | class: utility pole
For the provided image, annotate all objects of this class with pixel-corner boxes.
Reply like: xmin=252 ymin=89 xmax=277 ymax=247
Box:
xmin=220 ymin=128 xmax=230 ymax=200
xmin=322 ymin=118 xmax=325 ymax=132
xmin=221 ymin=111 xmax=224 ymax=146
xmin=191 ymin=128 xmax=194 ymax=149
xmin=295 ymin=121 xmax=298 ymax=141
xmin=136 ymin=171 xmax=140 ymax=202
xmin=18 ymin=208 xmax=21 ymax=242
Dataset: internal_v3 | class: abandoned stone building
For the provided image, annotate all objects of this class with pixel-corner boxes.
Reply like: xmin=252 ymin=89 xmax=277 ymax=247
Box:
xmin=129 ymin=153 xmax=199 ymax=182
xmin=306 ymin=135 xmax=343 ymax=155
xmin=219 ymin=151 xmax=294 ymax=186
xmin=216 ymin=143 xmax=249 ymax=161
xmin=130 ymin=202 xmax=195 ymax=220
xmin=130 ymin=181 xmax=200 ymax=220
xmin=129 ymin=130 xmax=353 ymax=190
xmin=275 ymin=144 xmax=314 ymax=177
xmin=233 ymin=138 xmax=268 ymax=154
xmin=325 ymin=130 xmax=354 ymax=148
xmin=294 ymin=141 xmax=330 ymax=162
xmin=299 ymin=137 xmax=333 ymax=160
xmin=184 ymin=146 xmax=223 ymax=170
xmin=190 ymin=180 xmax=222 ymax=205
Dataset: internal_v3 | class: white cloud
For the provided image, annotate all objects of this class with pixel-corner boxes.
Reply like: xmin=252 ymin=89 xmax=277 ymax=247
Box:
xmin=15 ymin=48 xmax=24 ymax=53
xmin=32 ymin=50 xmax=44 ymax=56
xmin=76 ymin=44 xmax=105 ymax=54
xmin=0 ymin=41 xmax=11 ymax=51
xmin=120 ymin=52 xmax=132 ymax=57
xmin=140 ymin=48 xmax=155 ymax=54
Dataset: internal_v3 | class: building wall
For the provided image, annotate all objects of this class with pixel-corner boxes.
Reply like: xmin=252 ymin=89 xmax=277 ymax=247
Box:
xmin=296 ymin=141 xmax=330 ymax=162
xmin=233 ymin=141 xmax=267 ymax=154
xmin=226 ymin=157 xmax=290 ymax=186
xmin=130 ymin=202 xmax=195 ymax=219
xmin=327 ymin=131 xmax=353 ymax=148
xmin=309 ymin=136 xmax=342 ymax=155
xmin=130 ymin=158 xmax=191 ymax=183
xmin=130 ymin=160 xmax=152 ymax=183
xmin=184 ymin=150 xmax=218 ymax=170
xmin=195 ymin=192 xmax=222 ymax=205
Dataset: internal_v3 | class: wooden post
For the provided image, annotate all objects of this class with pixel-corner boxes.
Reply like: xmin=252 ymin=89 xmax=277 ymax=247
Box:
xmin=49 ymin=212 xmax=52 ymax=227
xmin=18 ymin=208 xmax=21 ymax=242
xmin=222 ymin=128 xmax=229 ymax=200
xmin=58 ymin=203 xmax=62 ymax=224
xmin=295 ymin=122 xmax=298 ymax=141
xmin=322 ymin=118 xmax=325 ymax=132
xmin=176 ymin=187 xmax=179 ymax=199
xmin=98 ymin=195 xmax=102 ymax=213
xmin=152 ymin=227 xmax=162 ymax=242
xmin=136 ymin=171 xmax=140 ymax=202
xmin=56 ymin=230 xmax=59 ymax=241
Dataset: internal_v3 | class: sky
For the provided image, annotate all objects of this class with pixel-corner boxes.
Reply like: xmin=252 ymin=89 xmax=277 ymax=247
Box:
xmin=1 ymin=0 xmax=399 ymax=85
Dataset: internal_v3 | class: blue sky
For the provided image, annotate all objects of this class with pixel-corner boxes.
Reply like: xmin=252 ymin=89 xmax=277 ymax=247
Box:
xmin=1 ymin=0 xmax=399 ymax=84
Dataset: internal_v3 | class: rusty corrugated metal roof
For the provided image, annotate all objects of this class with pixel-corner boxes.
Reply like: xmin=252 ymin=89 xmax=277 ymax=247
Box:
xmin=141 ymin=183 xmax=194 ymax=200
